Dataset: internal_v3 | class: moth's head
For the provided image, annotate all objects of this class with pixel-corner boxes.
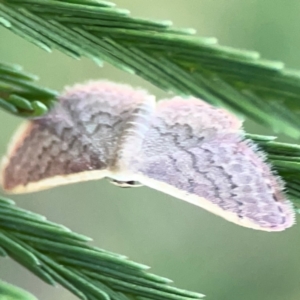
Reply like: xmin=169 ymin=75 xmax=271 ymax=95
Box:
xmin=109 ymin=179 xmax=143 ymax=188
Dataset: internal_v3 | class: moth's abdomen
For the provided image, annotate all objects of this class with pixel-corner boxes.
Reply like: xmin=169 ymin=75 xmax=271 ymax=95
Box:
xmin=111 ymin=97 xmax=156 ymax=174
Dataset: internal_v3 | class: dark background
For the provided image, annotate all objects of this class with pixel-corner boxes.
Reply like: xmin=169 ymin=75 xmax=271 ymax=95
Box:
xmin=1 ymin=1 xmax=300 ymax=300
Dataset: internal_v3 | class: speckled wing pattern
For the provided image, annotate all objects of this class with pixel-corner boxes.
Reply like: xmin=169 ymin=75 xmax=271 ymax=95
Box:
xmin=124 ymin=97 xmax=295 ymax=231
xmin=0 ymin=81 xmax=295 ymax=231
xmin=0 ymin=81 xmax=154 ymax=193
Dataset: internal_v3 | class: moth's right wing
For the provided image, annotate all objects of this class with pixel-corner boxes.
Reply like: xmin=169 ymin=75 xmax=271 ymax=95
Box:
xmin=0 ymin=81 xmax=154 ymax=194
xmin=125 ymin=97 xmax=295 ymax=231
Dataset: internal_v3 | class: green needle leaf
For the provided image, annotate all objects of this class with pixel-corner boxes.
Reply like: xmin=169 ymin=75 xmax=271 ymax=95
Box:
xmin=0 ymin=62 xmax=57 ymax=117
xmin=0 ymin=280 xmax=38 ymax=300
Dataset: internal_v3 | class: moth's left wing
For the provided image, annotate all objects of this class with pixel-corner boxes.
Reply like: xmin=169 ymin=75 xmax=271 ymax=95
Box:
xmin=125 ymin=97 xmax=295 ymax=231
xmin=0 ymin=81 xmax=154 ymax=194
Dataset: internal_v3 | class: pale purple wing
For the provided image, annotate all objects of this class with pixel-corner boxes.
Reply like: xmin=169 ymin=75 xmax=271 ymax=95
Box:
xmin=126 ymin=97 xmax=295 ymax=231
xmin=0 ymin=81 xmax=153 ymax=193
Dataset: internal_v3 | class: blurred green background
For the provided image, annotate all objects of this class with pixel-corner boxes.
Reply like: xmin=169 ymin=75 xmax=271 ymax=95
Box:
xmin=1 ymin=1 xmax=300 ymax=300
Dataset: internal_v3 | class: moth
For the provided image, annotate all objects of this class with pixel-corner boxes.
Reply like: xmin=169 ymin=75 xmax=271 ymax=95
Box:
xmin=0 ymin=81 xmax=295 ymax=231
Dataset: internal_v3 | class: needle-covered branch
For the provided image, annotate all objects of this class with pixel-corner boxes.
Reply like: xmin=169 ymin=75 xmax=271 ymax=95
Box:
xmin=0 ymin=62 xmax=57 ymax=117
xmin=1 ymin=0 xmax=300 ymax=137
xmin=0 ymin=197 xmax=205 ymax=300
